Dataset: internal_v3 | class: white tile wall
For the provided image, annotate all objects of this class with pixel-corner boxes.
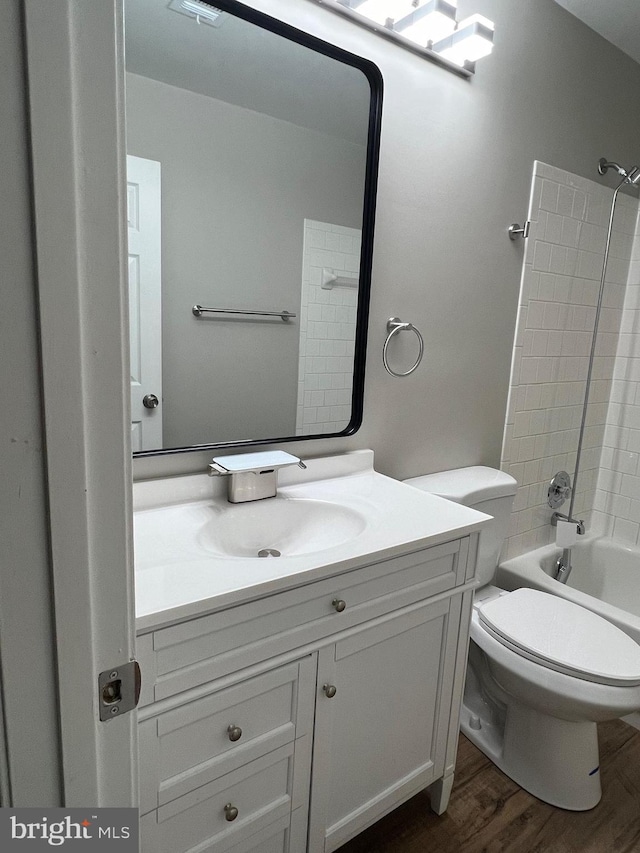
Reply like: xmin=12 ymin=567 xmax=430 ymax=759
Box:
xmin=501 ymin=161 xmax=636 ymax=559
xmin=296 ymin=220 xmax=360 ymax=435
xmin=592 ymin=199 xmax=640 ymax=542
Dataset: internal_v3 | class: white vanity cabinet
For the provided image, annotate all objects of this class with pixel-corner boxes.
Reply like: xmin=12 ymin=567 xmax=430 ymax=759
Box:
xmin=136 ymin=535 xmax=477 ymax=853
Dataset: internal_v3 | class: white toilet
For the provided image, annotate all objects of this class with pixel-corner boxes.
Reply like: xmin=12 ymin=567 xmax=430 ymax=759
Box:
xmin=405 ymin=466 xmax=640 ymax=811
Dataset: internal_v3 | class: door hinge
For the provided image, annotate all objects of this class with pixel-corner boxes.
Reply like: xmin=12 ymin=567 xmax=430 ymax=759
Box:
xmin=98 ymin=660 xmax=141 ymax=722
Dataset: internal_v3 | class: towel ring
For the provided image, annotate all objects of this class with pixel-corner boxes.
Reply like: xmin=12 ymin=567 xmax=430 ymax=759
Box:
xmin=382 ymin=317 xmax=425 ymax=377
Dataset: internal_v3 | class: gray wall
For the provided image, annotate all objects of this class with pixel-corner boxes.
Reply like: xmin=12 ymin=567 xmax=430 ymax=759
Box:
xmin=0 ymin=0 xmax=62 ymax=804
xmin=126 ymin=72 xmax=367 ymax=447
xmin=128 ymin=0 xmax=640 ymax=481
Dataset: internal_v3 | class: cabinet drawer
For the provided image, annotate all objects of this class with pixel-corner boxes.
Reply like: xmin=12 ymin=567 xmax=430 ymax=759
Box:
xmin=140 ymin=743 xmax=299 ymax=853
xmin=139 ymin=657 xmax=315 ymax=814
xmin=224 ymin=807 xmax=307 ymax=853
xmin=225 ymin=815 xmax=289 ymax=853
xmin=138 ymin=539 xmax=469 ymax=703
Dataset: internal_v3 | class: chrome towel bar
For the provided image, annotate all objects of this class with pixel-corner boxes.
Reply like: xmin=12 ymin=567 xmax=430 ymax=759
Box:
xmin=192 ymin=305 xmax=296 ymax=322
xmin=321 ymin=268 xmax=359 ymax=290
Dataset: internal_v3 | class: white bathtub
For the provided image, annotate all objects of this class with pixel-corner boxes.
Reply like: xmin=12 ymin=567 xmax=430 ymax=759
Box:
xmin=497 ymin=536 xmax=640 ymax=645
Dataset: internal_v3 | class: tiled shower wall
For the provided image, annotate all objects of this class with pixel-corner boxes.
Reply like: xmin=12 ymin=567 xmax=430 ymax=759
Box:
xmin=501 ymin=161 xmax=637 ymax=560
xmin=593 ymin=207 xmax=640 ymax=543
xmin=296 ymin=219 xmax=360 ymax=435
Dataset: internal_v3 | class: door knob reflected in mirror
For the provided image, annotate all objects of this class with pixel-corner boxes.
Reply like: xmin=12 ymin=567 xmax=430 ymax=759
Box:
xmin=143 ymin=394 xmax=159 ymax=409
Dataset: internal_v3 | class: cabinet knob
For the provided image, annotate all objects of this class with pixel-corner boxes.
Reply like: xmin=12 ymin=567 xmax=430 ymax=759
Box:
xmin=332 ymin=598 xmax=346 ymax=613
xmin=223 ymin=803 xmax=239 ymax=822
xmin=227 ymin=724 xmax=243 ymax=742
xmin=323 ymin=684 xmax=337 ymax=698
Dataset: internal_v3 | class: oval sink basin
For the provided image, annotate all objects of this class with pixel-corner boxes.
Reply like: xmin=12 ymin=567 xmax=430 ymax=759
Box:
xmin=196 ymin=497 xmax=367 ymax=558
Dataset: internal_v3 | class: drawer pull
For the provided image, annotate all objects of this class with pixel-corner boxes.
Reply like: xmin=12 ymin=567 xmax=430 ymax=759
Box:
xmin=224 ymin=803 xmax=239 ymax=822
xmin=332 ymin=598 xmax=347 ymax=613
xmin=323 ymin=684 xmax=337 ymax=698
xmin=227 ymin=724 xmax=243 ymax=742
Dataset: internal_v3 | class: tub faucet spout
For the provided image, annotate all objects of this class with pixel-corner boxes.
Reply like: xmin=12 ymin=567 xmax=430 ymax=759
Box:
xmin=555 ymin=548 xmax=572 ymax=584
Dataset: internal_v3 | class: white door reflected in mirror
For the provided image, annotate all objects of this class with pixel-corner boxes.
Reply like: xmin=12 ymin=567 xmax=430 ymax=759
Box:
xmin=127 ymin=154 xmax=162 ymax=451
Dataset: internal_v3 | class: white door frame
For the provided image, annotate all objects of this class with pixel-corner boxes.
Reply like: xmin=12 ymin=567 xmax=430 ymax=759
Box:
xmin=0 ymin=0 xmax=63 ymax=806
xmin=23 ymin=0 xmax=137 ymax=805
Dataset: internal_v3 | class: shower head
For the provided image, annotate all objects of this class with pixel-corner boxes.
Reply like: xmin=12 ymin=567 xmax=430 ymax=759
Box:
xmin=627 ymin=167 xmax=640 ymax=186
xmin=598 ymin=158 xmax=629 ymax=177
xmin=598 ymin=157 xmax=640 ymax=186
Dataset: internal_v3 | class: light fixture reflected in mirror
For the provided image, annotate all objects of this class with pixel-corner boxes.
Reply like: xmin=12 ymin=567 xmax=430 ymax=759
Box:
xmin=168 ymin=0 xmax=226 ymax=27
xmin=431 ymin=14 xmax=495 ymax=65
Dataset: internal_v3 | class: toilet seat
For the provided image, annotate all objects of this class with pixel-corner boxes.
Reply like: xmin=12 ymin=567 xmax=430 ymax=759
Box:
xmin=478 ymin=588 xmax=640 ymax=687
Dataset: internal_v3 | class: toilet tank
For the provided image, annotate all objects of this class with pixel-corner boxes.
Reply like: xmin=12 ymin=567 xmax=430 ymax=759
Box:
xmin=404 ymin=467 xmax=517 ymax=587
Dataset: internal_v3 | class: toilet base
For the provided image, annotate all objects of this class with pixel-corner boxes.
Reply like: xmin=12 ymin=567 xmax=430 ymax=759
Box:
xmin=460 ymin=698 xmax=601 ymax=810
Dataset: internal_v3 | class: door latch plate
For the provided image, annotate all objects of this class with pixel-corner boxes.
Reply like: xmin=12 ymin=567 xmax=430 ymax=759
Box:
xmin=98 ymin=660 xmax=141 ymax=721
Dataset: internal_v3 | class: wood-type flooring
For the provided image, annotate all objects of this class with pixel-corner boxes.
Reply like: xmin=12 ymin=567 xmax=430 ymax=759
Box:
xmin=337 ymin=720 xmax=640 ymax=853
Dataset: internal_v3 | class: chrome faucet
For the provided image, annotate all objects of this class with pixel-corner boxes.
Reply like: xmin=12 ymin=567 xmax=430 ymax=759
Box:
xmin=209 ymin=450 xmax=306 ymax=503
xmin=550 ymin=513 xmax=585 ymax=584
xmin=551 ymin=511 xmax=585 ymax=535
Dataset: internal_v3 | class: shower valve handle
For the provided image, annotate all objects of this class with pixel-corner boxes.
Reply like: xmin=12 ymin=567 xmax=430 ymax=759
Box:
xmin=547 ymin=471 xmax=572 ymax=509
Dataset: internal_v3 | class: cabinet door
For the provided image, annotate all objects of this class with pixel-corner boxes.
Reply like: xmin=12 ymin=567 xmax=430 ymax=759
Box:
xmin=308 ymin=596 xmax=462 ymax=853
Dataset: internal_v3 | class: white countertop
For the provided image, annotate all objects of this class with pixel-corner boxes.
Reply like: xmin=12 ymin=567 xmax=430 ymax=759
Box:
xmin=134 ymin=450 xmax=490 ymax=632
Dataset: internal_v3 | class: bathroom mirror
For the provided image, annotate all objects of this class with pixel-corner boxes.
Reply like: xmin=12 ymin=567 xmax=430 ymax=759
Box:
xmin=124 ymin=0 xmax=382 ymax=455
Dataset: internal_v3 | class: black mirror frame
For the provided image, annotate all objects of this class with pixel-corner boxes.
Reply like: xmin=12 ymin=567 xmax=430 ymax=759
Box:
xmin=133 ymin=0 xmax=383 ymax=457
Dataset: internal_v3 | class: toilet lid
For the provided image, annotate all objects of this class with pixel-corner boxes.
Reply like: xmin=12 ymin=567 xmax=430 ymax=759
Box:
xmin=478 ymin=588 xmax=640 ymax=687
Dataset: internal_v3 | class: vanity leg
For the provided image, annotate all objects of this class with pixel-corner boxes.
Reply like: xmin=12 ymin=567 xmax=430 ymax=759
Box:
xmin=429 ymin=772 xmax=454 ymax=815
